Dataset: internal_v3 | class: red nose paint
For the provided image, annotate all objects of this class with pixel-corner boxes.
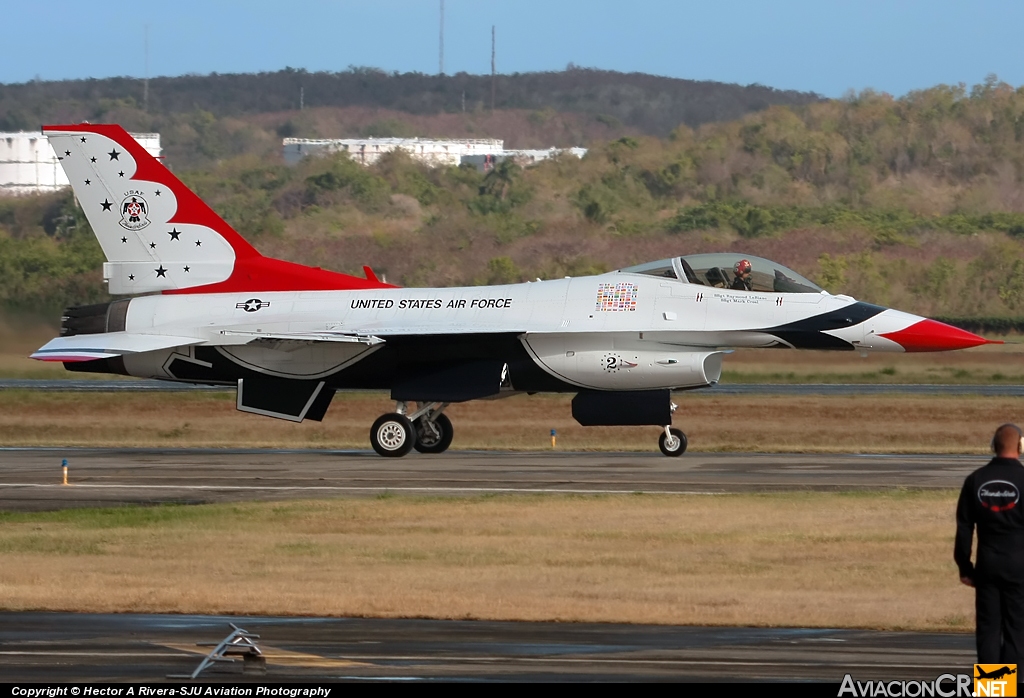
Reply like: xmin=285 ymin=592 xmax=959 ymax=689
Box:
xmin=880 ymin=319 xmax=1000 ymax=352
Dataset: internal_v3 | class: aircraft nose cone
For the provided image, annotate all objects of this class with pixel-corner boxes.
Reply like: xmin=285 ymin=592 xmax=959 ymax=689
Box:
xmin=879 ymin=318 xmax=999 ymax=352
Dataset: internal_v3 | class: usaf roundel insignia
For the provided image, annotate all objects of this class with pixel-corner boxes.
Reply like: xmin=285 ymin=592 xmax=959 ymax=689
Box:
xmin=978 ymin=480 xmax=1020 ymax=512
xmin=236 ymin=299 xmax=270 ymax=313
xmin=119 ymin=194 xmax=151 ymax=231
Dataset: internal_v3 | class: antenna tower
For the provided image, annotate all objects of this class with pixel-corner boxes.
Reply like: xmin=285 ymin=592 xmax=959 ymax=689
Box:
xmin=439 ymin=0 xmax=445 ymax=75
xmin=143 ymin=24 xmax=149 ymax=112
xmin=491 ymin=25 xmax=496 ymax=111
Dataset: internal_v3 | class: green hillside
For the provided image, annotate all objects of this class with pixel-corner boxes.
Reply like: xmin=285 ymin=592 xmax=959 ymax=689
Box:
xmin=2 ymin=76 xmax=1023 ymax=323
xmin=0 ymin=66 xmax=819 ymax=136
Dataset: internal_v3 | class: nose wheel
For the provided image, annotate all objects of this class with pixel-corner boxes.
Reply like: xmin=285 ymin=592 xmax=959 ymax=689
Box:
xmin=370 ymin=401 xmax=453 ymax=457
xmin=659 ymin=426 xmax=687 ymax=457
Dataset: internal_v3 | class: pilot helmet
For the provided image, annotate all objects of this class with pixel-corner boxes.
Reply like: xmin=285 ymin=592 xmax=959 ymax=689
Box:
xmin=735 ymin=259 xmax=752 ymax=275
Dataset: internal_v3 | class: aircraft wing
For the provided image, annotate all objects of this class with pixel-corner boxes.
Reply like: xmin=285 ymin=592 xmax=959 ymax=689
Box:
xmin=33 ymin=329 xmax=386 ymax=362
xmin=216 ymin=330 xmax=384 ymax=346
xmin=31 ymin=332 xmax=203 ymax=362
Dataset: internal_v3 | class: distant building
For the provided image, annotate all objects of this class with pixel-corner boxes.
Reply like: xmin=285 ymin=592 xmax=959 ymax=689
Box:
xmin=283 ymin=137 xmax=587 ymax=170
xmin=0 ymin=132 xmax=161 ymax=195
xmin=461 ymin=147 xmax=589 ymax=172
xmin=283 ymin=137 xmax=504 ymax=168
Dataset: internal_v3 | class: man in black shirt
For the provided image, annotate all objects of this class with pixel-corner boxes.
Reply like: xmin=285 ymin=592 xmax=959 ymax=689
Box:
xmin=955 ymin=423 xmax=1024 ymax=664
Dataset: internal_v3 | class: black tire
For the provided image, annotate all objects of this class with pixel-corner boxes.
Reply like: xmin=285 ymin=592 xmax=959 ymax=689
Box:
xmin=659 ymin=428 xmax=687 ymax=457
xmin=413 ymin=413 xmax=454 ymax=454
xmin=370 ymin=413 xmax=415 ymax=457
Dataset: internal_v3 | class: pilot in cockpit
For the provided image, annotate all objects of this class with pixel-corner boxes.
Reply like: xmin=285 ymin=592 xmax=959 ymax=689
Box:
xmin=730 ymin=259 xmax=753 ymax=291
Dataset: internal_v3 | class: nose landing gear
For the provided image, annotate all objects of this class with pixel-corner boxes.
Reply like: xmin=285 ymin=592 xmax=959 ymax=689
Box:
xmin=369 ymin=401 xmax=453 ymax=457
xmin=657 ymin=401 xmax=687 ymax=457
xmin=369 ymin=399 xmax=683 ymax=457
xmin=659 ymin=426 xmax=687 ymax=457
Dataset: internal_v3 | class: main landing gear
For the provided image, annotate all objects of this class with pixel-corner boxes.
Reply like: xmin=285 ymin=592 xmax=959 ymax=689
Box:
xmin=657 ymin=401 xmax=687 ymax=457
xmin=369 ymin=399 xmax=685 ymax=457
xmin=370 ymin=401 xmax=452 ymax=457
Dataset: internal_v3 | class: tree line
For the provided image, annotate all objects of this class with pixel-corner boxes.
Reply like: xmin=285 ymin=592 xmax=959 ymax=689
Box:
xmin=0 ymin=67 xmax=819 ymax=138
xmin=1 ymin=76 xmax=1024 ymax=322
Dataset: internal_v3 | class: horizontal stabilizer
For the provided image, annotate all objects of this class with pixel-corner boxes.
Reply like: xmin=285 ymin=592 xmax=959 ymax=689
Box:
xmin=31 ymin=332 xmax=200 ymax=362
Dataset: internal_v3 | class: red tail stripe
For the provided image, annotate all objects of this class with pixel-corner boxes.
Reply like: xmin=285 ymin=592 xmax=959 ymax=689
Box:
xmin=44 ymin=124 xmax=260 ymax=260
xmin=43 ymin=124 xmax=396 ymax=293
xmin=167 ymin=256 xmax=394 ymax=294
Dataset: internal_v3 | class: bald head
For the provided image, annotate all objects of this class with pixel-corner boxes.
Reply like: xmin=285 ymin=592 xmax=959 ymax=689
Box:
xmin=993 ymin=424 xmax=1023 ymax=458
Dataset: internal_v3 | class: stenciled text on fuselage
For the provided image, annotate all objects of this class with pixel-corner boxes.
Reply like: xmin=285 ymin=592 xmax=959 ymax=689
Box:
xmin=349 ymin=298 xmax=513 ymax=310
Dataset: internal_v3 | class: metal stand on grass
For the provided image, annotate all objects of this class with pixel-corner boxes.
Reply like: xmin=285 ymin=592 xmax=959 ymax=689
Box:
xmin=169 ymin=623 xmax=265 ymax=679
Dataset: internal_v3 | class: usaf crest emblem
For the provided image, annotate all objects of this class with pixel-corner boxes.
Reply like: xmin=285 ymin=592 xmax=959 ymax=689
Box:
xmin=119 ymin=193 xmax=150 ymax=231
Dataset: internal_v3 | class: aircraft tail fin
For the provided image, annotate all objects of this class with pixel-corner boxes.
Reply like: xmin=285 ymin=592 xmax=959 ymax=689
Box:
xmin=43 ymin=123 xmax=392 ymax=295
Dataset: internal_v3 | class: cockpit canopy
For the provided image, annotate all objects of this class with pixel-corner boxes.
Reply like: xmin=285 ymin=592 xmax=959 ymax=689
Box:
xmin=619 ymin=253 xmax=823 ymax=294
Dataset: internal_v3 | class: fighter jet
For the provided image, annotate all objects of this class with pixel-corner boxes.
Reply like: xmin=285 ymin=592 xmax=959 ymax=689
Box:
xmin=32 ymin=124 xmax=995 ymax=457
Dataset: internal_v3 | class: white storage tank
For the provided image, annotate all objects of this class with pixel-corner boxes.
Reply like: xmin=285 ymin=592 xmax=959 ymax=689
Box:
xmin=0 ymin=131 xmax=161 ymax=195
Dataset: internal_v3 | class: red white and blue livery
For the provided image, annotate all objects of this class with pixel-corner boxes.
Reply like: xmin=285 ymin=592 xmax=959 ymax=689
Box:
xmin=33 ymin=124 xmax=996 ymax=456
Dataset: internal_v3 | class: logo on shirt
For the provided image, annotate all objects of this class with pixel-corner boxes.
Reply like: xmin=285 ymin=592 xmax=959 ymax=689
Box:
xmin=978 ymin=480 xmax=1020 ymax=512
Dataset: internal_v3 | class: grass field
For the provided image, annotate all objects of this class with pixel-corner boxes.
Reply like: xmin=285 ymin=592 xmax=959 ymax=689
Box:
xmin=0 ymin=491 xmax=971 ymax=630
xmin=0 ymin=389 xmax=1020 ymax=453
xmin=723 ymin=339 xmax=1024 ymax=385
xmin=0 ymin=322 xmax=998 ymax=630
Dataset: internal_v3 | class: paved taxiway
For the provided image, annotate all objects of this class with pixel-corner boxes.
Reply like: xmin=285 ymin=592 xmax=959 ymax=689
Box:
xmin=0 ymin=448 xmax=981 ymax=511
xmin=0 ymin=450 xmax=981 ymax=682
xmin=0 ymin=612 xmax=976 ymax=682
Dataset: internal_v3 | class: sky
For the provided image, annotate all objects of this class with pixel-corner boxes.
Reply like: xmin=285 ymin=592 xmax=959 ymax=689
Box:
xmin=5 ymin=0 xmax=1023 ymax=97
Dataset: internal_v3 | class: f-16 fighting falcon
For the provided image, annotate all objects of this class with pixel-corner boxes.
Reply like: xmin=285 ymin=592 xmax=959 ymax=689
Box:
xmin=32 ymin=124 xmax=996 ymax=457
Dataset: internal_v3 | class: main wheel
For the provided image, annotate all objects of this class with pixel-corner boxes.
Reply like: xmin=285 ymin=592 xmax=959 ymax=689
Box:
xmin=659 ymin=428 xmax=687 ymax=457
xmin=370 ymin=413 xmax=415 ymax=457
xmin=413 ymin=413 xmax=454 ymax=454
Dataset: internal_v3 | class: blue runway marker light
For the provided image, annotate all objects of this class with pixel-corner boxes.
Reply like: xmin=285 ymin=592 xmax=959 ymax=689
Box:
xmin=550 ymin=429 xmax=557 ymax=448
xmin=62 ymin=458 xmax=68 ymax=485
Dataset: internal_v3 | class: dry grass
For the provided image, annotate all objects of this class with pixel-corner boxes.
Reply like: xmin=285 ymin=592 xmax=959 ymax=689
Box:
xmin=0 ymin=389 xmax=1019 ymax=453
xmin=723 ymin=341 xmax=1024 ymax=384
xmin=0 ymin=320 xmax=71 ymax=379
xmin=0 ymin=492 xmax=971 ymax=630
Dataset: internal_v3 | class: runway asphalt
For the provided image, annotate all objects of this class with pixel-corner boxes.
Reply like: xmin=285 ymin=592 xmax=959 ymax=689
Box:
xmin=0 ymin=448 xmax=981 ymax=511
xmin=0 ymin=449 xmax=984 ymax=683
xmin=0 ymin=612 xmax=977 ymax=682
xmin=3 ymin=378 xmax=1024 ymax=395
